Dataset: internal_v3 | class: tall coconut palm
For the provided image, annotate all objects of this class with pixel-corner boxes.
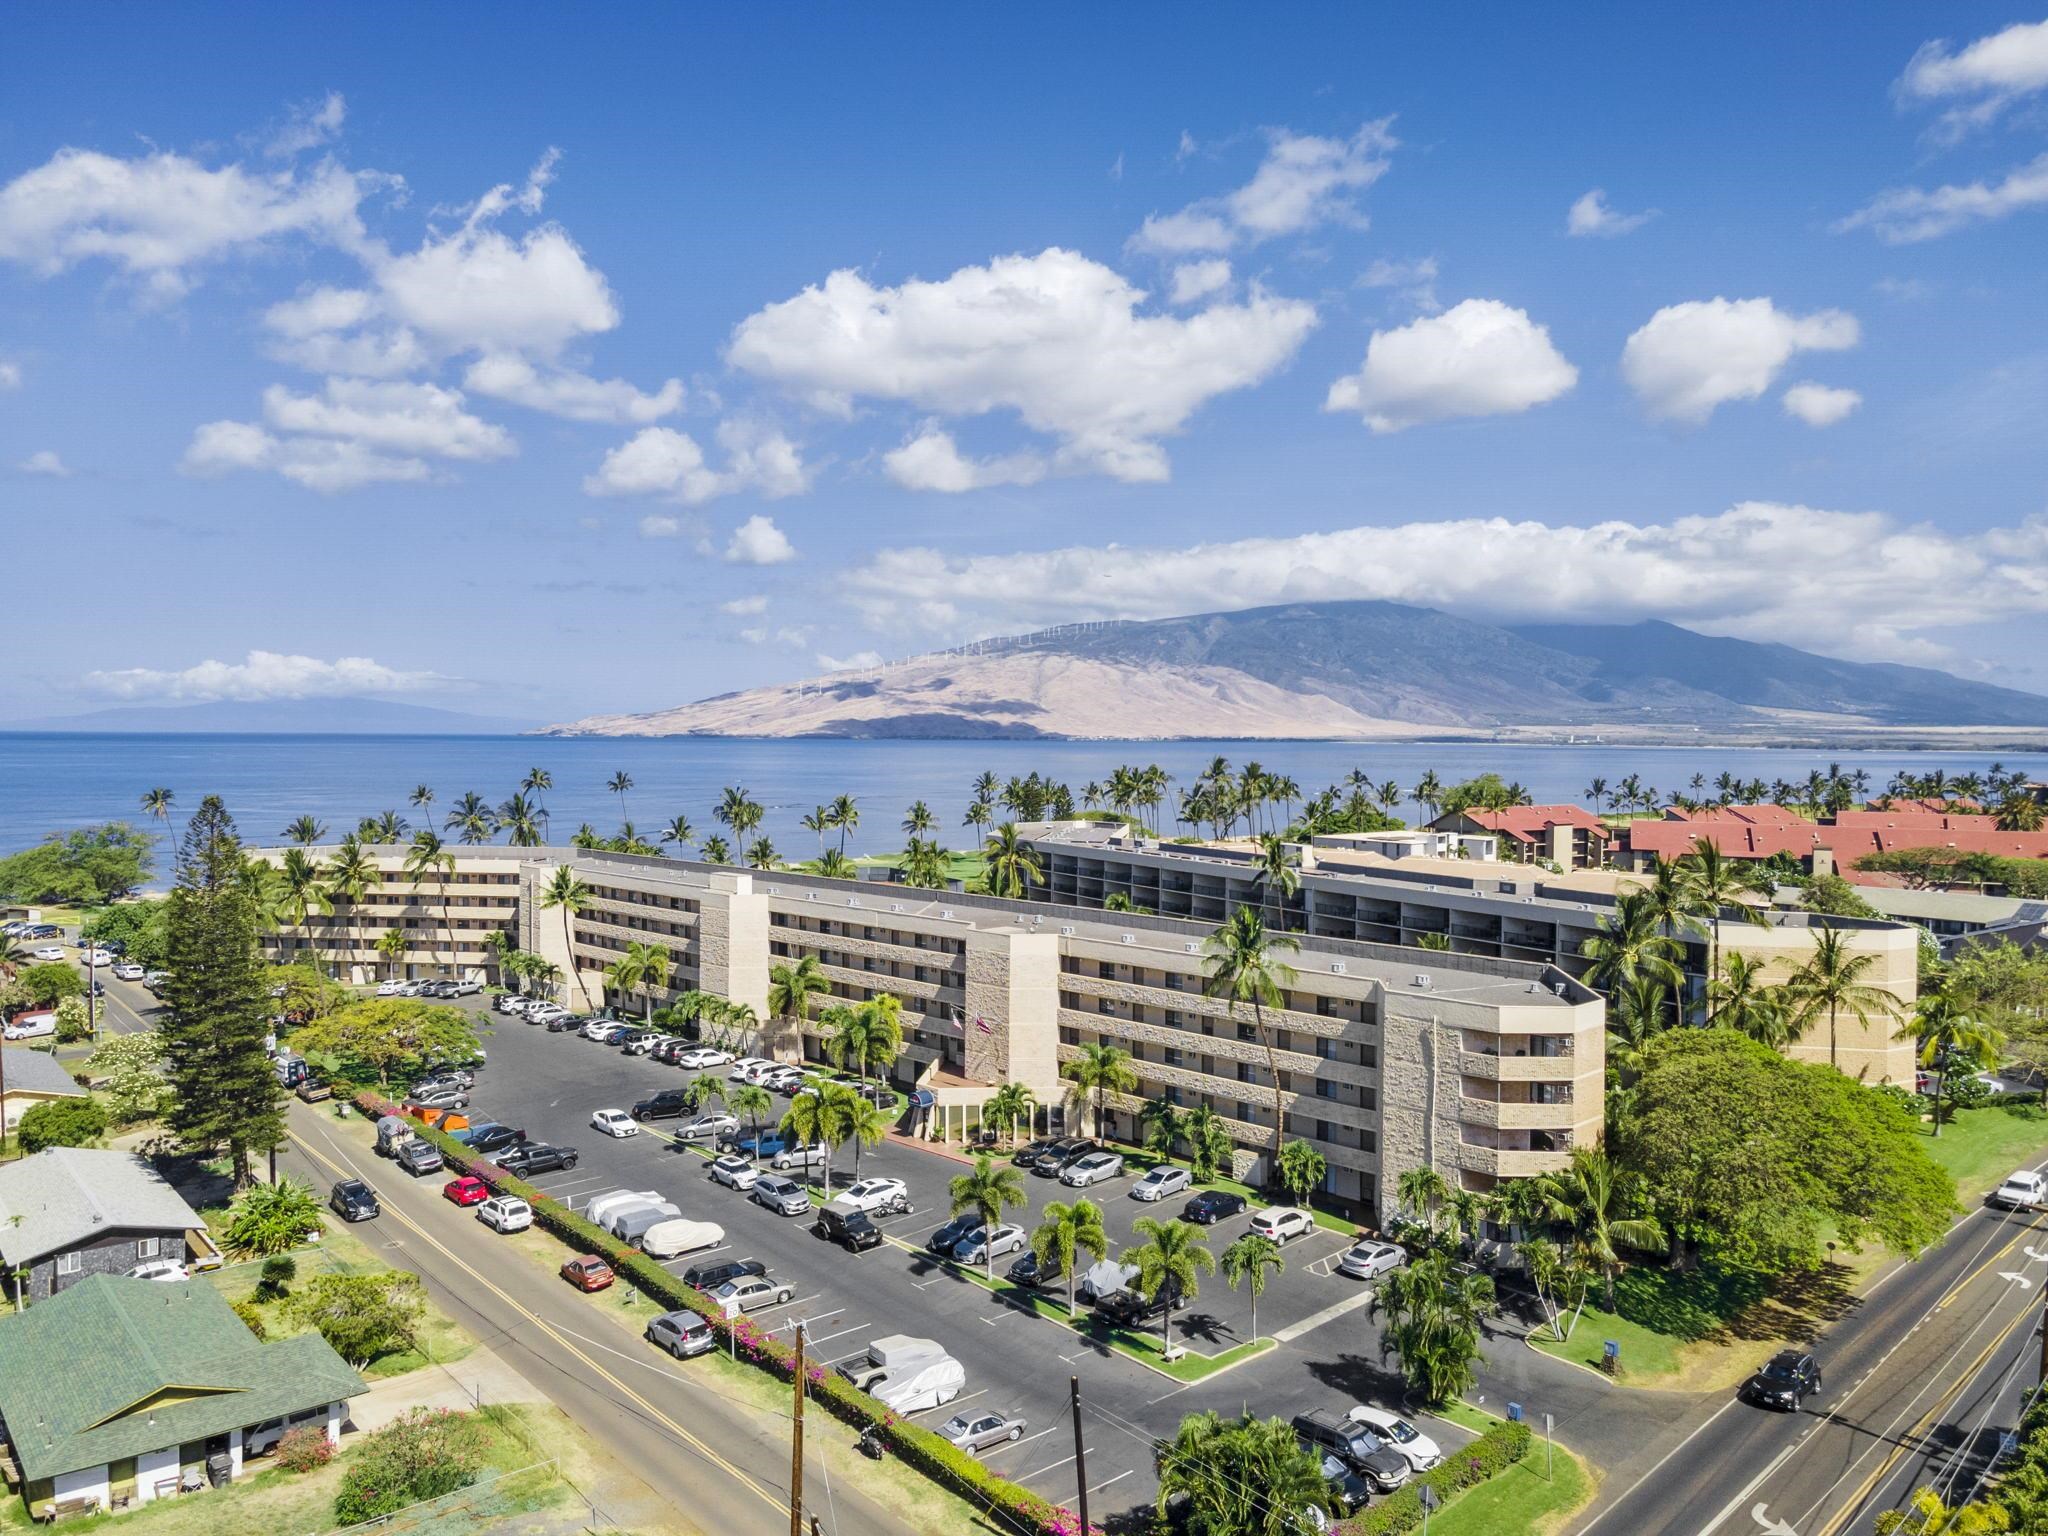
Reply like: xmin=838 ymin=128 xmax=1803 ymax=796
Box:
xmin=948 ymin=1154 xmax=1028 ymax=1280
xmin=1579 ymin=888 xmax=1685 ymax=996
xmin=1397 ymin=1164 xmax=1452 ymax=1241
xmin=744 ymin=836 xmax=777 ymax=870
xmin=982 ymin=821 xmax=1044 ymax=900
xmin=375 ymin=926 xmax=407 ymax=981
xmin=1678 ymin=838 xmax=1771 ymax=1013
xmin=658 ymin=814 xmax=693 ymax=853
xmin=444 ymin=792 xmax=495 ymax=844
xmin=984 ymin=1081 xmax=1038 ymax=1147
xmin=1253 ymin=834 xmax=1299 ymax=929
xmin=1705 ymin=952 xmax=1776 ymax=1037
xmin=728 ymin=1083 xmax=773 ymax=1163
xmin=814 ymin=848 xmax=856 ymax=880
xmin=605 ymin=939 xmax=670 ymax=1019
xmin=840 ymin=1094 xmax=891 ymax=1181
xmin=275 ymin=848 xmax=332 ymax=955
xmin=963 ymin=799 xmax=993 ymax=845
xmin=140 ymin=787 xmax=175 ymax=834
xmin=1902 ymin=994 xmax=2005 ymax=1137
xmin=607 ymin=771 xmax=634 ymax=826
xmin=1415 ymin=769 xmax=1446 ymax=821
xmin=780 ymin=1082 xmax=856 ymax=1190
xmin=801 ymin=806 xmax=832 ymax=860
xmin=828 ymin=793 xmax=859 ymax=855
xmin=403 ymin=830 xmax=457 ymax=977
xmin=700 ymin=834 xmax=732 ymax=866
xmin=1537 ymin=1146 xmax=1664 ymax=1310
xmin=1790 ymin=922 xmax=1901 ymax=1069
xmin=495 ymin=791 xmax=543 ymax=848
xmin=1221 ymin=1232 xmax=1285 ymax=1342
xmin=903 ymin=800 xmax=935 ymax=838
xmin=282 ymin=814 xmax=327 ymax=846
xmin=539 ymin=866 xmax=594 ymax=1009
xmin=825 ymin=996 xmax=904 ymax=1093
xmin=323 ymin=835 xmax=382 ymax=984
xmin=1061 ymin=1041 xmax=1138 ymax=1139
xmin=1033 ymin=1198 xmax=1109 ymax=1317
xmin=766 ymin=955 xmax=830 ymax=1062
xmin=1128 ymin=1216 xmax=1215 ymax=1354
xmin=1203 ymin=905 xmax=1300 ymax=1173
xmin=521 ymin=767 xmax=554 ymax=839
xmin=408 ymin=784 xmax=436 ymax=835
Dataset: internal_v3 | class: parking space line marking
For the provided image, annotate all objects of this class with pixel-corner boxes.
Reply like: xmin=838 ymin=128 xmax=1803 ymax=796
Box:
xmin=1270 ymin=1286 xmax=1378 ymax=1344
xmin=992 ymin=1426 xmax=1060 ymax=1456
xmin=806 ymin=1323 xmax=868 ymax=1350
xmin=1085 ymin=1470 xmax=1135 ymax=1498
xmin=940 ymin=1389 xmax=986 ymax=1413
xmin=1018 ymin=1454 xmax=1077 ymax=1483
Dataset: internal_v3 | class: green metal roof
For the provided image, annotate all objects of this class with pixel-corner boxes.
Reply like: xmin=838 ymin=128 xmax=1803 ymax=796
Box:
xmin=0 ymin=1275 xmax=364 ymax=1483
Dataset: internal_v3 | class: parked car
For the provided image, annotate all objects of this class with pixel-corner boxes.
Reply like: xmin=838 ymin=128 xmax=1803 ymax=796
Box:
xmin=126 ymin=1259 xmax=190 ymax=1283
xmin=1012 ymin=1136 xmax=1058 ymax=1166
xmin=682 ymin=1256 xmax=765 ymax=1291
xmin=873 ymin=1354 xmax=965 ymax=1414
xmin=926 ymin=1212 xmax=987 ymax=1257
xmin=728 ymin=1057 xmax=775 ymax=1082
xmin=645 ymin=1308 xmax=718 ymax=1360
xmin=640 ymin=1219 xmax=725 ymax=1259
xmin=676 ymin=1111 xmax=739 ymax=1142
xmin=1292 ymin=1410 xmax=1411 ymax=1493
xmin=111 ymin=962 xmax=145 ymax=982
xmin=753 ymin=1174 xmax=813 ymax=1217
xmin=1344 ymin=1407 xmax=1442 ymax=1473
xmin=835 ymin=1178 xmax=910 ymax=1216
xmin=465 ymin=1124 xmax=526 ymax=1157
xmin=1006 ymin=1250 xmax=1063 ymax=1289
xmin=1076 ymin=1258 xmax=1142 ymax=1305
xmin=1130 ymin=1165 xmax=1191 ymax=1202
xmin=1025 ymin=1138 xmax=1092 ymax=1176
xmin=2 ymin=1012 xmax=56 ymax=1041
xmin=499 ymin=1143 xmax=579 ymax=1176
xmin=1336 ymin=1240 xmax=1406 ymax=1281
xmin=731 ymin=1130 xmax=796 ymax=1160
xmin=711 ymin=1275 xmax=794 ymax=1316
xmin=406 ymin=1086 xmax=468 ymax=1112
xmin=1991 ymin=1169 xmax=2048 ymax=1210
xmin=587 ymin=1189 xmax=665 ymax=1229
xmin=710 ymin=1154 xmax=763 ymax=1190
xmin=1060 ymin=1151 xmax=1125 ymax=1188
xmin=954 ymin=1223 xmax=1027 ymax=1264
xmin=677 ymin=1047 xmax=733 ymax=1068
xmin=769 ymin=1141 xmax=828 ymax=1172
xmin=1097 ymin=1278 xmax=1189 ymax=1329
xmin=814 ymin=1203 xmax=884 ymax=1252
xmin=30 ymin=945 xmax=65 ymax=962
xmin=561 ymin=1255 xmax=615 ymax=1292
xmin=329 ymin=1179 xmax=379 ymax=1222
xmin=477 ymin=1196 xmax=532 ymax=1233
xmin=295 ymin=1079 xmax=333 ymax=1103
xmin=1250 ymin=1206 xmax=1317 ymax=1244
xmin=838 ymin=1334 xmax=946 ymax=1393
xmin=377 ymin=979 xmax=407 ymax=997
xmin=394 ymin=1139 xmax=445 ymax=1176
xmin=611 ymin=1203 xmax=685 ymax=1246
xmin=591 ymin=1108 xmax=639 ymax=1138
xmin=1742 ymin=1351 xmax=1823 ymax=1410
xmin=581 ymin=1019 xmax=619 ymax=1041
xmin=442 ymin=1175 xmax=491 ymax=1206
xmin=938 ymin=1408 xmax=1026 ymax=1452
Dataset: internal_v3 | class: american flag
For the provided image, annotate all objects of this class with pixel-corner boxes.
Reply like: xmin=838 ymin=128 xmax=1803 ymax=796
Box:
xmin=975 ymin=1016 xmax=992 ymax=1035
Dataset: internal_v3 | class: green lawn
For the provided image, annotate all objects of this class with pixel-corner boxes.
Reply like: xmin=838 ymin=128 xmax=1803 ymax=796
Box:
xmin=1918 ymin=1099 xmax=2048 ymax=1200
xmin=1528 ymin=1262 xmax=1776 ymax=1387
xmin=1418 ymin=1404 xmax=1596 ymax=1536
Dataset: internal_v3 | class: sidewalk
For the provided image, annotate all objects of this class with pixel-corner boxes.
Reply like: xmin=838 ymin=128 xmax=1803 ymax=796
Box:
xmin=348 ymin=1342 xmax=543 ymax=1432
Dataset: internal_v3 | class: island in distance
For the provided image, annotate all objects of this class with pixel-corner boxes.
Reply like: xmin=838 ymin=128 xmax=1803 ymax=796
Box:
xmin=537 ymin=600 xmax=2048 ymax=745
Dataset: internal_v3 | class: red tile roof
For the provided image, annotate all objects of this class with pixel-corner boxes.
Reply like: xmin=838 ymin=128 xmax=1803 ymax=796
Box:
xmin=1828 ymin=810 xmax=1992 ymax=830
xmin=1443 ymin=805 xmax=1609 ymax=844
xmin=1623 ymin=821 xmax=1825 ymax=861
xmin=1662 ymin=804 xmax=1809 ymax=826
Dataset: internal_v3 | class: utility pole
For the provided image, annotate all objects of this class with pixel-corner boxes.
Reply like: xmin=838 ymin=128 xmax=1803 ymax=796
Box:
xmin=1070 ymin=1375 xmax=1090 ymax=1536
xmin=2038 ymin=1270 xmax=2048 ymax=1388
xmin=790 ymin=1318 xmax=807 ymax=1536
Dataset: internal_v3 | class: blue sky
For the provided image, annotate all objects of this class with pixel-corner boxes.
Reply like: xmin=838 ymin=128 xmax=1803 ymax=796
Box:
xmin=3 ymin=3 xmax=2046 ymax=724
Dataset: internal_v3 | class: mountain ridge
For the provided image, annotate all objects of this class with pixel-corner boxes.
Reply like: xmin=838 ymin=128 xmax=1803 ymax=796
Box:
xmin=4 ymin=697 xmax=532 ymax=735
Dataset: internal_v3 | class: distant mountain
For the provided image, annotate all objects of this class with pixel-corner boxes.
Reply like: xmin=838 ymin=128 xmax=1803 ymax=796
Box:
xmin=4 ymin=697 xmax=531 ymax=735
xmin=537 ymin=600 xmax=2048 ymax=740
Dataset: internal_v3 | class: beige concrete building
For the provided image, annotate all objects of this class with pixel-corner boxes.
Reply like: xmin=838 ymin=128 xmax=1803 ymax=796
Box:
xmin=256 ymin=843 xmax=1604 ymax=1222
xmin=261 ymin=843 xmax=526 ymax=985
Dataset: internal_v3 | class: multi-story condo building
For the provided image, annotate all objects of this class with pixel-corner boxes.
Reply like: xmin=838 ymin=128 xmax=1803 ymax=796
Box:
xmin=254 ymin=844 xmax=1606 ymax=1222
xmin=261 ymin=844 xmax=526 ymax=982
xmin=1014 ymin=821 xmax=1919 ymax=1082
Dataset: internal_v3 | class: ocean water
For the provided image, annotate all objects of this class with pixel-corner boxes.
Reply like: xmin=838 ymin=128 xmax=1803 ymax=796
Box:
xmin=0 ymin=733 xmax=2040 ymax=876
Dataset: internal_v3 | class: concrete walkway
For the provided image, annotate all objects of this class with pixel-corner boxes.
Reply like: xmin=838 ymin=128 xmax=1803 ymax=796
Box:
xmin=348 ymin=1343 xmax=544 ymax=1432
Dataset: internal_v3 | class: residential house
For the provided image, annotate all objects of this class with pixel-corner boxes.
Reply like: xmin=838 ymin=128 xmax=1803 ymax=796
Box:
xmin=0 ymin=1048 xmax=87 ymax=1135
xmin=0 ymin=1149 xmax=210 ymax=1304
xmin=1429 ymin=805 xmax=1611 ymax=869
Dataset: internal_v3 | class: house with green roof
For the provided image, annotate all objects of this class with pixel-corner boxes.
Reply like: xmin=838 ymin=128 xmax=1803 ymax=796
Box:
xmin=0 ymin=1274 xmax=363 ymax=1517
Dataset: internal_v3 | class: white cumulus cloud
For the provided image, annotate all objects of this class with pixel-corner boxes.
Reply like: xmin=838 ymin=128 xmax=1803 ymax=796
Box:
xmin=180 ymin=419 xmax=433 ymax=493
xmin=584 ymin=421 xmax=809 ymax=505
xmin=1168 ymin=259 xmax=1232 ymax=306
xmin=85 ymin=650 xmax=449 ymax=702
xmin=1566 ymin=189 xmax=1656 ymax=237
xmin=1782 ymin=382 xmax=1863 ymax=428
xmin=720 ymin=594 xmax=769 ymax=616
xmin=1836 ymin=152 xmax=2048 ymax=243
xmin=1130 ymin=122 xmax=1396 ymax=254
xmin=638 ymin=514 xmax=683 ymax=539
xmin=1324 ymin=299 xmax=1577 ymax=433
xmin=842 ymin=501 xmax=2048 ymax=667
xmin=1621 ymin=297 xmax=1859 ymax=422
xmin=725 ymin=514 xmax=795 ymax=565
xmin=729 ymin=247 xmax=1316 ymax=484
xmin=1899 ymin=18 xmax=2048 ymax=141
xmin=883 ymin=428 xmax=1046 ymax=493
xmin=261 ymin=378 xmax=514 ymax=460
xmin=17 ymin=450 xmax=70 ymax=476
xmin=265 ymin=91 xmax=347 ymax=159
xmin=1356 ymin=257 xmax=1440 ymax=314
xmin=463 ymin=352 xmax=682 ymax=424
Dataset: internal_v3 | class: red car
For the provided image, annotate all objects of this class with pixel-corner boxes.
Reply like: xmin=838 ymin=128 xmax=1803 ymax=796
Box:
xmin=442 ymin=1175 xmax=490 ymax=1207
xmin=561 ymin=1255 xmax=615 ymax=1292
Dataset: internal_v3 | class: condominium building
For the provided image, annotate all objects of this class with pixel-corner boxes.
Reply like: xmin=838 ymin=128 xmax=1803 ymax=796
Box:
xmin=1429 ymin=805 xmax=1612 ymax=870
xmin=254 ymin=844 xmax=1606 ymax=1221
xmin=1014 ymin=821 xmax=1920 ymax=1082
xmin=259 ymin=844 xmax=527 ymax=982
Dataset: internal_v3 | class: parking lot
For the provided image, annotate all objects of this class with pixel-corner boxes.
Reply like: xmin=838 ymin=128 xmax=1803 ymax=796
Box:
xmin=415 ymin=1006 xmax=1460 ymax=1513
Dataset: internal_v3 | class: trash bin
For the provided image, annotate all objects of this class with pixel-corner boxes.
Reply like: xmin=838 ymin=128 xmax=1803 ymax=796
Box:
xmin=205 ymin=1453 xmax=231 ymax=1488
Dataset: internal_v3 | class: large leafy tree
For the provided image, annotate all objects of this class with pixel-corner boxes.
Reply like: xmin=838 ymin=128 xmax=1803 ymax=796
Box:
xmin=1203 ymin=906 xmax=1300 ymax=1173
xmin=161 ymin=797 xmax=283 ymax=1185
xmin=0 ymin=823 xmax=155 ymax=905
xmin=1154 ymin=1411 xmax=1332 ymax=1536
xmin=291 ymin=998 xmax=480 ymax=1092
xmin=1614 ymin=1030 xmax=1957 ymax=1275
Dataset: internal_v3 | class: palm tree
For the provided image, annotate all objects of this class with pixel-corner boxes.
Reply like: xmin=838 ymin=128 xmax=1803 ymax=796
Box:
xmin=408 ymin=783 xmax=436 ymax=833
xmin=1253 ymin=834 xmax=1299 ymax=930
xmin=604 ymin=939 xmax=670 ymax=1018
xmin=728 ymin=1083 xmax=773 ymax=1163
xmin=744 ymin=836 xmax=777 ymax=870
xmin=1397 ymin=1164 xmax=1451 ymax=1242
xmin=1221 ymin=1232 xmax=1284 ymax=1342
xmin=780 ymin=1082 xmax=856 ymax=1190
xmin=825 ymin=997 xmax=904 ymax=1093
xmin=1790 ymin=922 xmax=1901 ymax=1069
xmin=840 ymin=1094 xmax=892 ymax=1182
xmin=1902 ymin=995 xmax=2005 ymax=1137
xmin=948 ymin=1155 xmax=1027 ymax=1279
xmin=1062 ymin=1042 xmax=1138 ymax=1140
xmin=360 ymin=809 xmax=409 ymax=843
xmin=1374 ymin=1249 xmax=1496 ymax=1405
xmin=403 ymin=830 xmax=457 ymax=978
xmin=520 ymin=767 xmax=554 ymax=839
xmin=282 ymin=814 xmax=327 ymax=846
xmin=1538 ymin=1146 xmax=1664 ymax=1310
xmin=814 ymin=848 xmax=856 ymax=880
xmin=495 ymin=790 xmax=543 ymax=847
xmin=659 ymin=814 xmax=694 ymax=853
xmin=274 ymin=847 xmax=332 ymax=955
xmin=828 ymin=793 xmax=859 ymax=855
xmin=1153 ymin=1411 xmax=1332 ymax=1536
xmin=1705 ymin=952 xmax=1775 ymax=1036
xmin=1181 ymin=1104 xmax=1233 ymax=1182
xmin=984 ymin=1081 xmax=1038 ymax=1147
xmin=1127 ymin=1217 xmax=1215 ymax=1355
xmin=1033 ymin=1198 xmax=1109 ymax=1317
xmin=442 ymin=791 xmax=494 ymax=844
xmin=1203 ymin=905 xmax=1300 ymax=1174
xmin=701 ymin=834 xmax=732 ymax=866
xmin=375 ymin=926 xmax=407 ymax=980
xmin=607 ymin=771 xmax=634 ymax=825
xmin=1415 ymin=769 xmax=1445 ymax=821
xmin=982 ymin=822 xmax=1044 ymax=899
xmin=1579 ymin=889 xmax=1685 ymax=997
xmin=140 ymin=787 xmax=174 ymax=835
xmin=686 ymin=1073 xmax=726 ymax=1113
xmin=1584 ymin=778 xmax=1608 ymax=815
xmin=1996 ymin=793 xmax=2046 ymax=832
xmin=1139 ymin=1099 xmax=1184 ymax=1162
xmin=324 ymin=835 xmax=381 ymax=983
xmin=801 ymin=806 xmax=832 ymax=860
xmin=1678 ymin=838 xmax=1771 ymax=1011
xmin=903 ymin=800 xmax=935 ymax=837
xmin=766 ymin=955 xmax=831 ymax=1063
xmin=963 ymin=799 xmax=993 ymax=845
xmin=539 ymin=866 xmax=594 ymax=1010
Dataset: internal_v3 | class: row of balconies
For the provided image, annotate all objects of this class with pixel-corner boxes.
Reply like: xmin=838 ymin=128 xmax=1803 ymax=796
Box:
xmin=1457 ymin=1095 xmax=1581 ymax=1131
xmin=1061 ymin=1066 xmax=1379 ymax=1177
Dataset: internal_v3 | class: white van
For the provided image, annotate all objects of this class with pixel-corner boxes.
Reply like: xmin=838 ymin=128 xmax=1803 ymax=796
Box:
xmin=586 ymin=1189 xmax=664 ymax=1228
xmin=873 ymin=1354 xmax=966 ymax=1415
xmin=640 ymin=1218 xmax=724 ymax=1259
xmin=1 ymin=1011 xmax=56 ymax=1041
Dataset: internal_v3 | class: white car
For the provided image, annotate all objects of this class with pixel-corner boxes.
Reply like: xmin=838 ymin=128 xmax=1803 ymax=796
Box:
xmin=582 ymin=1019 xmax=619 ymax=1040
xmin=728 ymin=1058 xmax=775 ymax=1082
xmin=955 ymin=1224 xmax=1028 ymax=1264
xmin=712 ymin=1275 xmax=794 ymax=1316
xmin=1344 ymin=1406 xmax=1442 ymax=1472
xmin=1130 ymin=1166 xmax=1191 ymax=1202
xmin=1060 ymin=1152 xmax=1125 ymax=1188
xmin=376 ymin=979 xmax=406 ymax=997
xmin=1249 ymin=1206 xmax=1316 ymax=1244
xmin=836 ymin=1178 xmax=910 ymax=1215
xmin=495 ymin=994 xmax=531 ymax=1015
xmin=591 ymin=1108 xmax=639 ymax=1138
xmin=1991 ymin=1170 xmax=2048 ymax=1211
xmin=528 ymin=1004 xmax=568 ymax=1024
xmin=769 ymin=1142 xmax=828 ymax=1172
xmin=31 ymin=946 xmax=64 ymax=961
xmin=1336 ymin=1240 xmax=1407 ymax=1281
xmin=79 ymin=949 xmax=115 ymax=967
xmin=3 ymin=1014 xmax=56 ymax=1041
xmin=111 ymin=962 xmax=146 ymax=982
xmin=677 ymin=1047 xmax=732 ymax=1069
xmin=477 ymin=1196 xmax=533 ymax=1233
xmin=710 ymin=1154 xmax=763 ymax=1190
xmin=125 ymin=1259 xmax=189 ymax=1283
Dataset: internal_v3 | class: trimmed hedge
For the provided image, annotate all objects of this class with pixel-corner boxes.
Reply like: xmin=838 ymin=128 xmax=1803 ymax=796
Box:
xmin=1337 ymin=1420 xmax=1533 ymax=1535
xmin=356 ymin=1094 xmax=1099 ymax=1536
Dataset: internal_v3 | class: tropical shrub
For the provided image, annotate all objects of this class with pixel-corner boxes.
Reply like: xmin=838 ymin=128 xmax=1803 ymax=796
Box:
xmin=222 ymin=1176 xmax=324 ymax=1256
xmin=276 ymin=1424 xmax=334 ymax=1473
xmin=332 ymin=1408 xmax=488 ymax=1524
xmin=1340 ymin=1420 xmax=1532 ymax=1534
xmin=17 ymin=1096 xmax=106 ymax=1153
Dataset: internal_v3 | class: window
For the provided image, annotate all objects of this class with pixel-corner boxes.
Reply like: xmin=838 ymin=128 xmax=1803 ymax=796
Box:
xmin=56 ymin=1250 xmax=82 ymax=1276
xmin=1237 ymin=1022 xmax=1258 ymax=1043
xmin=1315 ymin=1037 xmax=1336 ymax=1060
xmin=136 ymin=1237 xmax=160 ymax=1259
xmin=1315 ymin=1078 xmax=1337 ymax=1100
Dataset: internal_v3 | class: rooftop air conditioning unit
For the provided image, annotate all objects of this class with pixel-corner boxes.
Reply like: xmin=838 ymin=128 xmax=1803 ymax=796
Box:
xmin=891 ymin=903 xmax=904 ymax=912
xmin=805 ymin=892 xmax=816 ymax=902
xmin=1183 ymin=942 xmax=1200 ymax=954
xmin=1525 ymin=982 xmax=1541 ymax=994
xmin=847 ymin=897 xmax=861 ymax=908
xmin=1330 ymin=961 xmax=1346 ymax=974
xmin=941 ymin=909 xmax=953 ymax=918
xmin=1552 ymin=982 xmax=1569 ymax=998
xmin=1059 ymin=925 xmax=1075 ymax=936
xmin=1412 ymin=974 xmax=1432 ymax=988
xmin=1120 ymin=933 xmax=1135 ymax=945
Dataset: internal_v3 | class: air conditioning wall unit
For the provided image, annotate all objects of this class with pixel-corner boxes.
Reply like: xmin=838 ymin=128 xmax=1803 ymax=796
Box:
xmin=1059 ymin=925 xmax=1075 ymax=936
xmin=1183 ymin=942 xmax=1200 ymax=954
xmin=1412 ymin=974 xmax=1432 ymax=988
xmin=1120 ymin=934 xmax=1135 ymax=945
xmin=1330 ymin=961 xmax=1346 ymax=974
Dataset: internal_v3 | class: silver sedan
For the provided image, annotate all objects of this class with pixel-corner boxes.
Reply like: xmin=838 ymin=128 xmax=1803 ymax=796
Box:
xmin=1335 ymin=1240 xmax=1406 ymax=1280
xmin=939 ymin=1408 xmax=1026 ymax=1452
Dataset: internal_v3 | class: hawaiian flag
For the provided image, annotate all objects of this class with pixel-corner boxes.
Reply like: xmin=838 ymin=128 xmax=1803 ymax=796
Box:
xmin=975 ymin=1016 xmax=992 ymax=1035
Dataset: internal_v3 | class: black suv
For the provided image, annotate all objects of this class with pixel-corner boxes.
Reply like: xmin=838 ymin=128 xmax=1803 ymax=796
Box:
xmin=682 ymin=1256 xmax=767 ymax=1291
xmin=1017 ymin=1137 xmax=1082 ymax=1173
xmin=1291 ymin=1411 xmax=1410 ymax=1493
xmin=1182 ymin=1190 xmax=1249 ymax=1225
xmin=1012 ymin=1137 xmax=1058 ymax=1166
xmin=632 ymin=1088 xmax=696 ymax=1121
xmin=814 ymin=1204 xmax=884 ymax=1252
xmin=1006 ymin=1250 xmax=1063 ymax=1289
xmin=1030 ymin=1139 xmax=1101 ymax=1178
xmin=329 ymin=1179 xmax=380 ymax=1222
xmin=1097 ymin=1278 xmax=1189 ymax=1329
xmin=1743 ymin=1351 xmax=1822 ymax=1410
xmin=927 ymin=1212 xmax=986 ymax=1256
xmin=499 ymin=1143 xmax=579 ymax=1176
